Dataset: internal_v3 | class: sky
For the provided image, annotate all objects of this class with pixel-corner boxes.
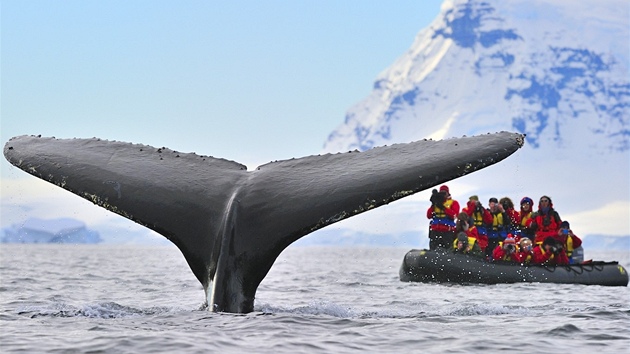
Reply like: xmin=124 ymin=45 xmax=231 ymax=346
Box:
xmin=1 ymin=1 xmax=445 ymax=232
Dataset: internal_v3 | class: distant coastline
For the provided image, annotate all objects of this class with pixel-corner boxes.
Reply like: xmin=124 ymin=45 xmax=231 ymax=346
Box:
xmin=1 ymin=218 xmax=101 ymax=244
xmin=2 ymin=217 xmax=628 ymax=249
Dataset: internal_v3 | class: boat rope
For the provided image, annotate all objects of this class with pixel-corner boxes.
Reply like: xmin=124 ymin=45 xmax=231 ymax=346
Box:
xmin=540 ymin=262 xmax=609 ymax=274
xmin=571 ymin=265 xmax=584 ymax=275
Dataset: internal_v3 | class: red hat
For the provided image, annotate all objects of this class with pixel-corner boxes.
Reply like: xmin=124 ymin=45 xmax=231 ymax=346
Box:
xmin=504 ymin=236 xmax=516 ymax=244
xmin=439 ymin=185 xmax=449 ymax=193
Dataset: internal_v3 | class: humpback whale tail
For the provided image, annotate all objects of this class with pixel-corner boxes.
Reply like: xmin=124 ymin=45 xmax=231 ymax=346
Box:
xmin=4 ymin=132 xmax=524 ymax=313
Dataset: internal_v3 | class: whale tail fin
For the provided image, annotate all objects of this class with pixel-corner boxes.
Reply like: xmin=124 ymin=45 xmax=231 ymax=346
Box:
xmin=4 ymin=132 xmax=524 ymax=312
xmin=4 ymin=136 xmax=247 ymax=288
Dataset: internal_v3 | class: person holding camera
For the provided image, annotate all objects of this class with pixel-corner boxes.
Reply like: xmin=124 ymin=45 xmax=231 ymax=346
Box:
xmin=426 ymin=185 xmax=460 ymax=250
xmin=452 ymin=232 xmax=484 ymax=258
xmin=455 ymin=212 xmax=487 ymax=252
xmin=529 ymin=196 xmax=562 ymax=245
xmin=491 ymin=235 xmax=520 ymax=262
xmin=514 ymin=237 xmax=534 ymax=264
xmin=555 ymin=221 xmax=582 ymax=264
xmin=517 ymin=197 xmax=536 ymax=242
xmin=462 ymin=195 xmax=493 ymax=244
xmin=532 ymin=236 xmax=569 ymax=265
xmin=499 ymin=197 xmax=519 ymax=236
xmin=487 ymin=197 xmax=510 ymax=258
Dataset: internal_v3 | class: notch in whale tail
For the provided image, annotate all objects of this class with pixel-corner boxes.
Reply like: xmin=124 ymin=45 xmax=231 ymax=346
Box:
xmin=4 ymin=132 xmax=524 ymax=312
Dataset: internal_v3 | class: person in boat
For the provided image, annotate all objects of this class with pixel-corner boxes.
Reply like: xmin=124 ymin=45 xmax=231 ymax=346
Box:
xmin=532 ymin=236 xmax=569 ymax=266
xmin=487 ymin=197 xmax=509 ymax=259
xmin=462 ymin=195 xmax=492 ymax=251
xmin=491 ymin=235 xmax=520 ymax=262
xmin=452 ymin=232 xmax=484 ymax=258
xmin=517 ymin=197 xmax=536 ymax=242
xmin=514 ymin=237 xmax=534 ymax=264
xmin=529 ymin=196 xmax=562 ymax=245
xmin=455 ymin=212 xmax=487 ymax=252
xmin=554 ymin=221 xmax=583 ymax=264
xmin=499 ymin=197 xmax=519 ymax=237
xmin=426 ymin=185 xmax=460 ymax=250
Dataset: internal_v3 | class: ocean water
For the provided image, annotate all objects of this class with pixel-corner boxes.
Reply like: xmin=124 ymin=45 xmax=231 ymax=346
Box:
xmin=1 ymin=244 xmax=628 ymax=353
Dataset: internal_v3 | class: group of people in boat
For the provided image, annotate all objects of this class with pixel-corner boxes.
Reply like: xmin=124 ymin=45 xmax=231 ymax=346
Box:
xmin=426 ymin=185 xmax=583 ymax=265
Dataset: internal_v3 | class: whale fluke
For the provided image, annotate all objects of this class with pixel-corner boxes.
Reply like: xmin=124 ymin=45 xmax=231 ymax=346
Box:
xmin=4 ymin=132 xmax=524 ymax=312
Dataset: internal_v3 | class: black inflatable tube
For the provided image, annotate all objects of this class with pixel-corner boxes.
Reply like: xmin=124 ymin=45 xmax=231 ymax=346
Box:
xmin=399 ymin=249 xmax=629 ymax=287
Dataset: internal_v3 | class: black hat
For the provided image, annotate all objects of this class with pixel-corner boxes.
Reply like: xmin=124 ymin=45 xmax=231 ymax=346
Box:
xmin=543 ymin=236 xmax=556 ymax=246
xmin=489 ymin=197 xmax=498 ymax=203
xmin=560 ymin=221 xmax=570 ymax=229
xmin=457 ymin=232 xmax=468 ymax=243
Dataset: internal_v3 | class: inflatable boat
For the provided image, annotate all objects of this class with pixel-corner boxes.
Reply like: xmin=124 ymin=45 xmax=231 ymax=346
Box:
xmin=399 ymin=249 xmax=629 ymax=286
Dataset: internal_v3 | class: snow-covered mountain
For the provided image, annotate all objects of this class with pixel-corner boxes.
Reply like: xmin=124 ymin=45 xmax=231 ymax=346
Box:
xmin=1 ymin=218 xmax=101 ymax=244
xmin=1 ymin=217 xmax=171 ymax=245
xmin=321 ymin=0 xmax=629 ymax=240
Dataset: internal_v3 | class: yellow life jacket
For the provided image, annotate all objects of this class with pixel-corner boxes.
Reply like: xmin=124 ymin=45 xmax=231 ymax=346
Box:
xmin=565 ymin=236 xmax=574 ymax=257
xmin=472 ymin=211 xmax=485 ymax=227
xmin=452 ymin=236 xmax=477 ymax=250
xmin=539 ymin=247 xmax=555 ymax=261
xmin=433 ymin=199 xmax=454 ymax=218
xmin=491 ymin=212 xmax=504 ymax=231
xmin=520 ymin=212 xmax=532 ymax=227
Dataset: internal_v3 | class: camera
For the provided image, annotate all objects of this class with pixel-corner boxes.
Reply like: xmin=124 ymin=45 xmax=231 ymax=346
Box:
xmin=550 ymin=245 xmax=562 ymax=255
xmin=561 ymin=229 xmax=569 ymax=235
xmin=430 ymin=189 xmax=446 ymax=206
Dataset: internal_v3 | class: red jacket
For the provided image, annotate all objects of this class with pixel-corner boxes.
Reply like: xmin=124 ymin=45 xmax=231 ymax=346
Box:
xmin=552 ymin=233 xmax=582 ymax=260
xmin=465 ymin=226 xmax=487 ymax=251
xmin=532 ymin=245 xmax=569 ymax=265
xmin=462 ymin=200 xmax=492 ymax=233
xmin=551 ymin=233 xmax=582 ymax=249
xmin=492 ymin=245 xmax=520 ymax=262
xmin=426 ymin=198 xmax=460 ymax=232
xmin=513 ymin=250 xmax=533 ymax=264
xmin=518 ymin=210 xmax=533 ymax=227
xmin=530 ymin=200 xmax=562 ymax=243
xmin=517 ymin=210 xmax=535 ymax=240
xmin=505 ymin=207 xmax=519 ymax=226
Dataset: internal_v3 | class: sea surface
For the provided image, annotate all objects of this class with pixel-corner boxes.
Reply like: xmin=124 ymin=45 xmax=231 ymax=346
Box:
xmin=1 ymin=245 xmax=628 ymax=353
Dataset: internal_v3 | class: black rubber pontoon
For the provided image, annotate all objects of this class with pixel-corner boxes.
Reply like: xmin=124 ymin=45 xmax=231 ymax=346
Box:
xmin=399 ymin=249 xmax=629 ymax=286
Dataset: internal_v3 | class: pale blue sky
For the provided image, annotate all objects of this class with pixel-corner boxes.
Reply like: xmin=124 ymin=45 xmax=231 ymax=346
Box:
xmin=2 ymin=0 xmax=443 ymax=175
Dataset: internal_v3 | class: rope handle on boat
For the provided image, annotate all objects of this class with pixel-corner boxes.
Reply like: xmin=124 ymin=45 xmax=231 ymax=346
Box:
xmin=577 ymin=262 xmax=607 ymax=272
xmin=571 ymin=265 xmax=584 ymax=275
xmin=543 ymin=262 xmax=608 ymax=274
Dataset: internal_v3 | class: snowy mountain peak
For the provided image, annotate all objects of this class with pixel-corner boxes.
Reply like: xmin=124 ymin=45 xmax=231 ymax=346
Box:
xmin=323 ymin=0 xmax=629 ymax=155
xmin=320 ymin=0 xmax=629 ymax=240
xmin=433 ymin=1 xmax=522 ymax=50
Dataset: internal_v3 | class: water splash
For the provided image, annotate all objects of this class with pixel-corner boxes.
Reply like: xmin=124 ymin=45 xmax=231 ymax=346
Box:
xmin=17 ymin=302 xmax=174 ymax=319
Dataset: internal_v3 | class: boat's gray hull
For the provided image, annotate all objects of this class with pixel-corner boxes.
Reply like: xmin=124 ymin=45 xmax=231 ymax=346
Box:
xmin=400 ymin=249 xmax=629 ymax=286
